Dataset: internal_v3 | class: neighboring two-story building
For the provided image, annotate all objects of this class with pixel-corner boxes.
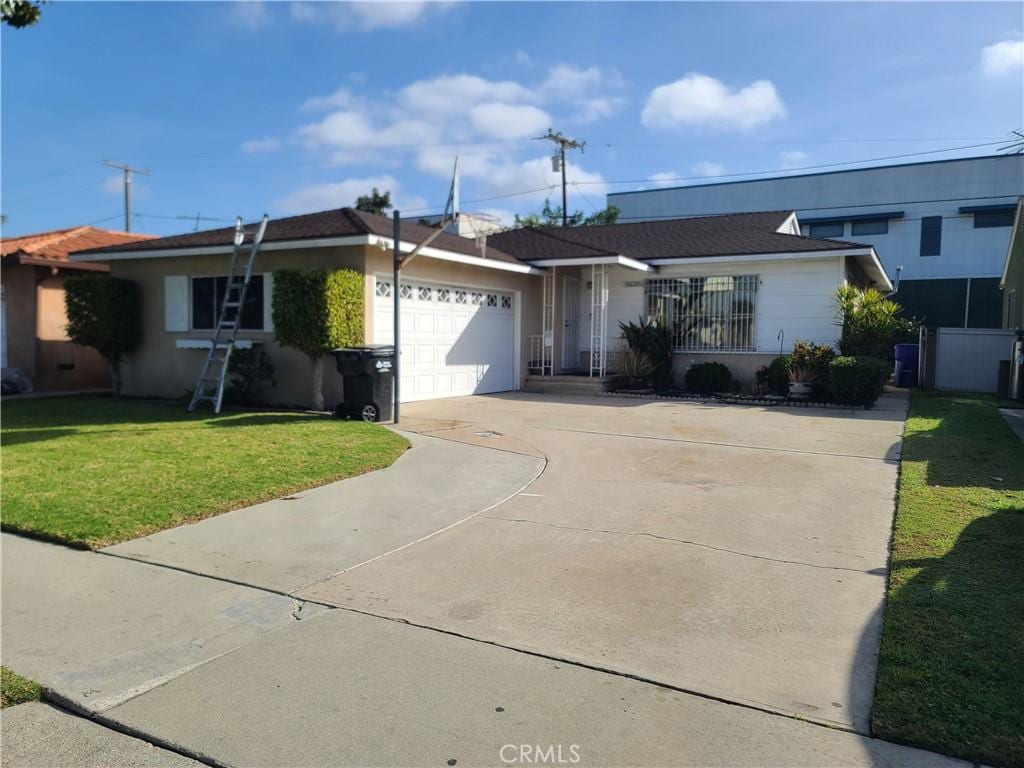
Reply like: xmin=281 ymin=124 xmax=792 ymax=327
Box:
xmin=609 ymin=154 xmax=1024 ymax=328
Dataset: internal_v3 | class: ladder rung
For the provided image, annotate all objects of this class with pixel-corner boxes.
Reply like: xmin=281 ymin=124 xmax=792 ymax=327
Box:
xmin=223 ymin=301 xmax=241 ymax=308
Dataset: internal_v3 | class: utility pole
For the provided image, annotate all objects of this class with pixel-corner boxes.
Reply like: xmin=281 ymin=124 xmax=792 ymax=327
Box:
xmin=104 ymin=160 xmax=150 ymax=232
xmin=535 ymin=129 xmax=584 ymax=226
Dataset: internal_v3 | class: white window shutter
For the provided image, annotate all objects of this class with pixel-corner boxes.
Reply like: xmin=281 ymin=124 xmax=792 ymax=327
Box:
xmin=263 ymin=272 xmax=274 ymax=332
xmin=164 ymin=276 xmax=188 ymax=332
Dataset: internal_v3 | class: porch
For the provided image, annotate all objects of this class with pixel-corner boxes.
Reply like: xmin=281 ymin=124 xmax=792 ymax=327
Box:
xmin=525 ymin=257 xmax=654 ymax=381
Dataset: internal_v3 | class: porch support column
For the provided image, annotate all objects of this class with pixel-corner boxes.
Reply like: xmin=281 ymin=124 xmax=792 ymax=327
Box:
xmin=542 ymin=267 xmax=555 ymax=375
xmin=589 ymin=263 xmax=608 ymax=377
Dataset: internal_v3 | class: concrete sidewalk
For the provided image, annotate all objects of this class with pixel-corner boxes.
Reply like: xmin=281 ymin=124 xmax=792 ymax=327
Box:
xmin=103 ymin=433 xmax=544 ymax=594
xmin=100 ymin=607 xmax=966 ymax=768
xmin=1 ymin=534 xmax=325 ymax=712
xmin=1 ymin=703 xmax=200 ymax=768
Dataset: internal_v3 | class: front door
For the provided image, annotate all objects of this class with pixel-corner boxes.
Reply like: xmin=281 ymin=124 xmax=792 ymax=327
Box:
xmin=561 ymin=276 xmax=580 ymax=370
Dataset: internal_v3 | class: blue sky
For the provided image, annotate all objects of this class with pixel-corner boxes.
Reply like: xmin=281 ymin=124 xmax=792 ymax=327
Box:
xmin=2 ymin=1 xmax=1022 ymax=237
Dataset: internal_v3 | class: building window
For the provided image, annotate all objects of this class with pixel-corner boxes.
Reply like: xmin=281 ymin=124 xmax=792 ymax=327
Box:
xmin=191 ymin=275 xmax=264 ymax=331
xmin=851 ymin=219 xmax=889 ymax=236
xmin=973 ymin=209 xmax=1014 ymax=228
xmin=808 ymin=222 xmax=844 ymax=238
xmin=1008 ymin=290 xmax=1017 ymax=329
xmin=920 ymin=216 xmax=942 ymax=256
xmin=500 ymin=295 xmax=512 ymax=309
xmin=417 ymin=286 xmax=432 ymax=301
xmin=375 ymin=280 xmax=392 ymax=298
xmin=645 ymin=275 xmax=758 ymax=352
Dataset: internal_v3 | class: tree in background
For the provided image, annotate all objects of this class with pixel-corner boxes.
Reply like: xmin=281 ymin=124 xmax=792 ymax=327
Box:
xmin=354 ymin=188 xmax=392 ymax=215
xmin=272 ymin=269 xmax=364 ymax=410
xmin=64 ymin=276 xmax=141 ymax=397
xmin=514 ymin=199 xmax=619 ymax=228
xmin=2 ymin=0 xmax=43 ymax=27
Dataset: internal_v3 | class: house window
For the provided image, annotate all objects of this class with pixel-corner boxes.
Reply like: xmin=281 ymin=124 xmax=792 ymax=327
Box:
xmin=920 ymin=216 xmax=942 ymax=256
xmin=851 ymin=219 xmax=889 ymax=236
xmin=645 ymin=275 xmax=758 ymax=352
xmin=417 ymin=286 xmax=432 ymax=301
xmin=808 ymin=222 xmax=844 ymax=238
xmin=974 ymin=209 xmax=1014 ymax=228
xmin=375 ymin=280 xmax=392 ymax=297
xmin=500 ymin=295 xmax=512 ymax=309
xmin=191 ymin=275 xmax=264 ymax=331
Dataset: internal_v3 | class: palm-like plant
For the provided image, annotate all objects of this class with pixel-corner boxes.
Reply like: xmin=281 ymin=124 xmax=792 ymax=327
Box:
xmin=834 ymin=285 xmax=905 ymax=358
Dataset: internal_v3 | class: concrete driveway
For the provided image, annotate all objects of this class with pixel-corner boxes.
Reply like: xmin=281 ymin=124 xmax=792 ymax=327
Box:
xmin=299 ymin=392 xmax=907 ymax=733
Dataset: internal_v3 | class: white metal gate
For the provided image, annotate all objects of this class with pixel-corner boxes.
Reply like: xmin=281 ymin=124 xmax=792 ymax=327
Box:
xmin=934 ymin=327 xmax=1016 ymax=393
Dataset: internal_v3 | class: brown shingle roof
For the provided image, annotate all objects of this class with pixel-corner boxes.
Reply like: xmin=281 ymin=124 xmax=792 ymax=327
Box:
xmin=73 ymin=208 xmax=523 ymax=264
xmin=70 ymin=208 xmax=872 ymax=266
xmin=2 ymin=226 xmax=155 ymax=270
xmin=487 ymin=211 xmax=872 ymax=262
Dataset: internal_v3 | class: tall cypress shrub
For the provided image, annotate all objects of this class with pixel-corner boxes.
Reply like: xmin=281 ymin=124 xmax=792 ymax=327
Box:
xmin=64 ymin=275 xmax=141 ymax=397
xmin=272 ymin=268 xmax=364 ymax=410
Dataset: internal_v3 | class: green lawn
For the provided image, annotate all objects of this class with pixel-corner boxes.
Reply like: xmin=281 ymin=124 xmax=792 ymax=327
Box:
xmin=873 ymin=391 xmax=1024 ymax=766
xmin=1 ymin=667 xmax=41 ymax=708
xmin=1 ymin=397 xmax=409 ymax=548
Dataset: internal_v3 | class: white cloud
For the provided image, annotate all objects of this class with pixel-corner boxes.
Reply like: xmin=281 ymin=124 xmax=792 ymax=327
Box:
xmin=647 ymin=171 xmax=679 ymax=187
xmin=401 ymin=74 xmax=533 ymax=117
xmin=691 ymin=161 xmax=725 ymax=177
xmin=981 ymin=39 xmax=1024 ymax=77
xmin=469 ymin=102 xmax=551 ymax=140
xmin=241 ymin=137 xmax=282 ymax=153
xmin=297 ymin=110 xmax=439 ymax=149
xmin=229 ymin=1 xmax=271 ymax=30
xmin=289 ymin=1 xmax=453 ymax=32
xmin=514 ymin=50 xmax=531 ymax=65
xmin=538 ymin=64 xmax=625 ymax=123
xmin=302 ymin=87 xmax=354 ymax=112
xmin=642 ymin=73 xmax=786 ymax=130
xmin=276 ymin=174 xmax=426 ymax=214
xmin=778 ymin=150 xmax=808 ymax=169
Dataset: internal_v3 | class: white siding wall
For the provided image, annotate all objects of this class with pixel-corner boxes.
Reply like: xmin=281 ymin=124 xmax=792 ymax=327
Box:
xmin=577 ymin=257 xmax=844 ymax=354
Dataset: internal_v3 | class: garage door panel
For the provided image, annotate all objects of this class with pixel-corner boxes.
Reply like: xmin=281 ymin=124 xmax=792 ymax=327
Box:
xmin=374 ymin=277 xmax=515 ymax=402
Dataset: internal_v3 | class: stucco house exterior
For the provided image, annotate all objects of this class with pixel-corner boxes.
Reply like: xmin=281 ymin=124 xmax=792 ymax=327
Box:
xmin=72 ymin=208 xmax=890 ymax=407
xmin=1 ymin=226 xmax=154 ymax=393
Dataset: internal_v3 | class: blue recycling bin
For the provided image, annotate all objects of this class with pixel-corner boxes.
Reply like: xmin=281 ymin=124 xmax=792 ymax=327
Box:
xmin=894 ymin=343 xmax=919 ymax=388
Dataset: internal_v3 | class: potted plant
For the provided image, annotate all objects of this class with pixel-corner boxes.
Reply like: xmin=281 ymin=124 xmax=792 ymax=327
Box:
xmin=616 ymin=349 xmax=655 ymax=393
xmin=787 ymin=365 xmax=816 ymax=399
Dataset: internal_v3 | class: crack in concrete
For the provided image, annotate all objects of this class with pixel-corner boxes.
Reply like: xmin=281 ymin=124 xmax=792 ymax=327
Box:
xmin=534 ymin=425 xmax=900 ymax=464
xmin=480 ymin=514 xmax=882 ymax=575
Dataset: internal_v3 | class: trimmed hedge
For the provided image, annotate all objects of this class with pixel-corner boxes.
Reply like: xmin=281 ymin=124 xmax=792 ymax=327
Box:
xmin=684 ymin=361 xmax=733 ymax=394
xmin=829 ymin=356 xmax=889 ymax=408
xmin=271 ymin=269 xmax=364 ymax=358
xmin=64 ymin=275 xmax=141 ymax=396
xmin=766 ymin=355 xmax=791 ymax=395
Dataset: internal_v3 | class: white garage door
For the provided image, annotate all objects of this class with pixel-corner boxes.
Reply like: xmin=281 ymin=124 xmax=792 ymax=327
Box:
xmin=373 ymin=276 xmax=516 ymax=402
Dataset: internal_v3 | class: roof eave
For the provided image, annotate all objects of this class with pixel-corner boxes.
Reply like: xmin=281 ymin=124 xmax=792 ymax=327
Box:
xmin=526 ymin=255 xmax=655 ymax=272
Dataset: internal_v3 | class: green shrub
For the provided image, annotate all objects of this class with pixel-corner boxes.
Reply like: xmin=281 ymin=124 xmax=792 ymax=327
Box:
xmin=835 ymin=285 xmax=915 ymax=359
xmin=684 ymin=361 xmax=733 ymax=394
xmin=766 ymin=355 xmax=791 ymax=395
xmin=830 ymin=356 xmax=889 ymax=408
xmin=226 ymin=347 xmax=276 ymax=406
xmin=619 ymin=316 xmax=673 ymax=391
xmin=272 ymin=268 xmax=364 ymax=409
xmin=64 ymin=275 xmax=141 ymax=397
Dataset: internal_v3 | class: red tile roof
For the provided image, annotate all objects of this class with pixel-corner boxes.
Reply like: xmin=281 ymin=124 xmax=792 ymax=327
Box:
xmin=2 ymin=226 xmax=156 ymax=271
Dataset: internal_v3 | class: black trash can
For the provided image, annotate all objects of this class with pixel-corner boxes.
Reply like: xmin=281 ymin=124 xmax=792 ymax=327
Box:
xmin=332 ymin=345 xmax=395 ymax=422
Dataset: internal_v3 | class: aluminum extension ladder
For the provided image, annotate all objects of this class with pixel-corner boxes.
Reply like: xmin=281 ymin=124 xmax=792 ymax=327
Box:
xmin=187 ymin=214 xmax=269 ymax=413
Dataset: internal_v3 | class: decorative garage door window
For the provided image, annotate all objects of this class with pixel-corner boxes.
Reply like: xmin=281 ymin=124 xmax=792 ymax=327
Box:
xmin=645 ymin=275 xmax=758 ymax=352
xmin=374 ymin=279 xmax=512 ymax=311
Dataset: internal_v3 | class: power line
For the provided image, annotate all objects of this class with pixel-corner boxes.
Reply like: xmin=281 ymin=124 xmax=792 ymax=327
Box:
xmin=577 ymin=140 xmax=1009 ymax=187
